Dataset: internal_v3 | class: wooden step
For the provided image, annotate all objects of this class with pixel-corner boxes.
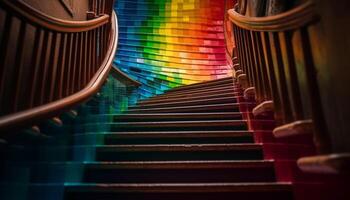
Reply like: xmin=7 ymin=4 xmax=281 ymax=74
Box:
xmin=126 ymin=103 xmax=241 ymax=113
xmin=75 ymin=120 xmax=248 ymax=132
xmin=65 ymin=182 xmax=293 ymax=200
xmin=104 ymin=131 xmax=252 ymax=144
xmin=164 ymin=83 xmax=237 ymax=96
xmin=157 ymin=83 xmax=237 ymax=97
xmin=115 ymin=112 xmax=242 ymax=121
xmin=167 ymin=77 xmax=233 ymax=92
xmin=138 ymin=93 xmax=240 ymax=105
xmin=131 ymin=97 xmax=237 ymax=109
xmin=83 ymin=160 xmax=276 ymax=183
xmin=96 ymin=144 xmax=263 ymax=161
xmin=150 ymin=88 xmax=240 ymax=100
xmin=74 ymin=131 xmax=254 ymax=145
xmin=77 ymin=112 xmax=243 ymax=123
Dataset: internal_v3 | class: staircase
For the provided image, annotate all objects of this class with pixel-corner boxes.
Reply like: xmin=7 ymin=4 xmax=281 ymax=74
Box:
xmin=64 ymin=77 xmax=293 ymax=200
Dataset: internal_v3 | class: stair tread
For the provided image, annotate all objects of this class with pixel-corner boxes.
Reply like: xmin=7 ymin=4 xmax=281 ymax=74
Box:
xmin=156 ymin=85 xmax=236 ymax=97
xmin=131 ymin=97 xmax=236 ymax=108
xmin=127 ymin=103 xmax=240 ymax=112
xmin=65 ymin=182 xmax=292 ymax=193
xmin=81 ymin=112 xmax=242 ymax=118
xmin=151 ymin=89 xmax=240 ymax=100
xmin=138 ymin=94 xmax=242 ymax=105
xmin=120 ymin=112 xmax=241 ymax=116
xmin=83 ymin=120 xmax=246 ymax=125
xmin=167 ymin=77 xmax=233 ymax=92
xmin=101 ymin=130 xmax=252 ymax=137
xmin=97 ymin=144 xmax=262 ymax=151
xmin=85 ymin=160 xmax=274 ymax=169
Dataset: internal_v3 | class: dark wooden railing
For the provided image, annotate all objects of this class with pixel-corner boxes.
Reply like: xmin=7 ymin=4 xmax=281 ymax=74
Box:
xmin=228 ymin=1 xmax=332 ymax=154
xmin=0 ymin=0 xmax=117 ymax=131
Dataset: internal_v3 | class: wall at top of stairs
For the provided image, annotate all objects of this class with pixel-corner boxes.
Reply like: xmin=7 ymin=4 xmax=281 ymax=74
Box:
xmin=114 ymin=0 xmax=233 ymax=98
xmin=22 ymin=0 xmax=90 ymax=20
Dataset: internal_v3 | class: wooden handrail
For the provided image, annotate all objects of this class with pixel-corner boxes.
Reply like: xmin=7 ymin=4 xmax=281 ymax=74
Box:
xmin=228 ymin=1 xmax=331 ymax=154
xmin=228 ymin=1 xmax=317 ymax=32
xmin=0 ymin=0 xmax=118 ymax=131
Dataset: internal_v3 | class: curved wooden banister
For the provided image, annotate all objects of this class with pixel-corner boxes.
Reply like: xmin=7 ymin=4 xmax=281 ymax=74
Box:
xmin=228 ymin=1 xmax=318 ymax=32
xmin=0 ymin=0 xmax=110 ymax=32
xmin=0 ymin=0 xmax=118 ymax=131
xmin=228 ymin=1 xmax=331 ymax=154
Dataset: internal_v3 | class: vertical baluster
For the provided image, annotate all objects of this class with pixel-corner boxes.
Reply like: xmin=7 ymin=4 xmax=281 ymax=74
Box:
xmin=96 ymin=0 xmax=100 ymax=15
xmin=13 ymin=21 xmax=27 ymax=112
xmin=232 ymin=25 xmax=240 ymax=70
xmin=29 ymin=28 xmax=43 ymax=107
xmin=87 ymin=30 xmax=92 ymax=81
xmin=0 ymin=13 xmax=13 ymax=114
xmin=35 ymin=30 xmax=50 ymax=105
xmin=92 ymin=29 xmax=97 ymax=74
xmin=261 ymin=32 xmax=282 ymax=123
xmin=40 ymin=32 xmax=56 ymax=104
xmin=57 ymin=33 xmax=68 ymax=99
xmin=39 ymin=32 xmax=57 ymax=104
xmin=235 ymin=26 xmax=245 ymax=72
xmin=100 ymin=26 xmax=105 ymax=62
xmin=269 ymin=32 xmax=293 ymax=124
xmin=239 ymin=28 xmax=249 ymax=81
xmin=105 ymin=0 xmax=113 ymax=15
xmin=244 ymin=30 xmax=255 ymax=88
xmin=70 ymin=32 xmax=79 ymax=94
xmin=279 ymin=31 xmax=304 ymax=121
xmin=89 ymin=0 xmax=93 ymax=12
xmin=83 ymin=31 xmax=88 ymax=86
xmin=101 ymin=0 xmax=106 ymax=15
xmin=104 ymin=24 xmax=109 ymax=55
xmin=76 ymin=32 xmax=84 ymax=92
xmin=299 ymin=28 xmax=331 ymax=153
xmin=47 ymin=32 xmax=60 ymax=102
xmin=250 ymin=30 xmax=262 ymax=102
xmin=255 ymin=31 xmax=271 ymax=101
xmin=64 ymin=34 xmax=73 ymax=97
xmin=253 ymin=31 xmax=268 ymax=102
xmin=97 ymin=27 xmax=102 ymax=67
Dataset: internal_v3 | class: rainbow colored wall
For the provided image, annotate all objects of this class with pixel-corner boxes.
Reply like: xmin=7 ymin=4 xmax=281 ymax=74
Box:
xmin=114 ymin=0 xmax=232 ymax=98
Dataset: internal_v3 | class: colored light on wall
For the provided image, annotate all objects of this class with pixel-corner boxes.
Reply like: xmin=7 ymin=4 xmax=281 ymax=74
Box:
xmin=114 ymin=0 xmax=232 ymax=98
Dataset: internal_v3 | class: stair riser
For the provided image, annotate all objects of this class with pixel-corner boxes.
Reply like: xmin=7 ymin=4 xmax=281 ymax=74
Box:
xmin=131 ymin=97 xmax=237 ymax=109
xmin=167 ymin=78 xmax=234 ymax=92
xmin=65 ymin=191 xmax=293 ymax=200
xmin=96 ymin=150 xmax=263 ymax=161
xmin=127 ymin=105 xmax=240 ymax=113
xmin=84 ymin=168 xmax=276 ymax=183
xmin=165 ymin=83 xmax=237 ymax=95
xmin=76 ymin=114 xmax=243 ymax=123
xmin=157 ymin=83 xmax=238 ymax=94
xmin=115 ymin=114 xmax=243 ymax=122
xmin=159 ymin=84 xmax=237 ymax=96
xmin=151 ymin=91 xmax=241 ymax=100
xmin=138 ymin=93 xmax=239 ymax=105
xmin=74 ymin=123 xmax=248 ymax=133
xmin=104 ymin=137 xmax=254 ymax=145
xmin=80 ymin=104 xmax=240 ymax=114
